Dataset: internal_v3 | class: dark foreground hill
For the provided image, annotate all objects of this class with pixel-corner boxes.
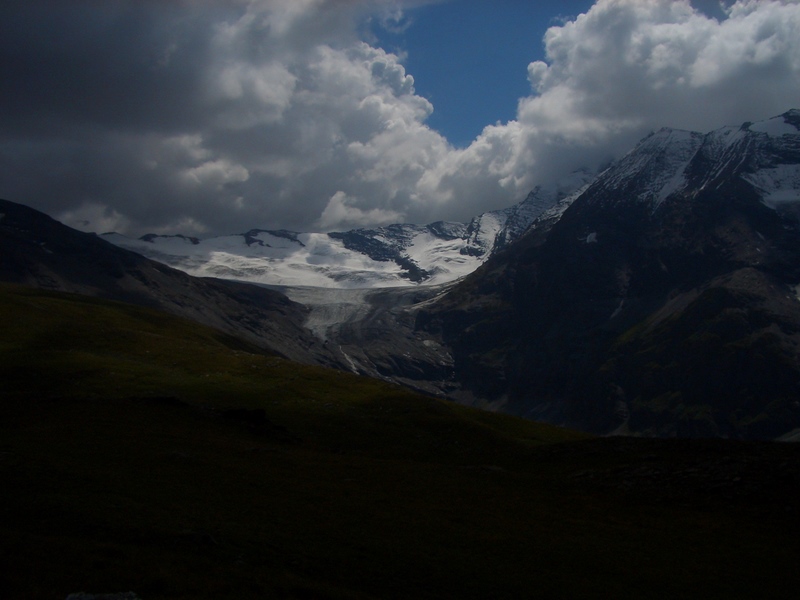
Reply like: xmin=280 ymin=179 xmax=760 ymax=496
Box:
xmin=2 ymin=282 xmax=800 ymax=599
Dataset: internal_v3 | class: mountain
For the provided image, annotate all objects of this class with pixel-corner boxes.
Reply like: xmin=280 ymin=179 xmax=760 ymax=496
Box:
xmin=0 ymin=198 xmax=332 ymax=366
xmin=103 ymin=172 xmax=592 ymax=289
xmin=417 ymin=109 xmax=800 ymax=439
xmin=4 ymin=110 xmax=800 ymax=440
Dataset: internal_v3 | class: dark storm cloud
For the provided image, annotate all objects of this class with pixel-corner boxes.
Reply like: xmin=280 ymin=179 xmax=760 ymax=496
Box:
xmin=0 ymin=0 xmax=448 ymax=234
xmin=0 ymin=1 xmax=214 ymax=136
xmin=0 ymin=0 xmax=228 ymax=233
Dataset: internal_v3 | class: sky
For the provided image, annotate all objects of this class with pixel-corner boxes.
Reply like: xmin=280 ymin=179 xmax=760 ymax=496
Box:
xmin=372 ymin=0 xmax=598 ymax=147
xmin=1 ymin=0 xmax=799 ymax=237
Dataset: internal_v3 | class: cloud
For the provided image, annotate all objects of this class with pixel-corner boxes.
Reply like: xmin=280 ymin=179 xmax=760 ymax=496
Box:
xmin=180 ymin=159 xmax=250 ymax=188
xmin=514 ymin=0 xmax=800 ymax=170
xmin=317 ymin=190 xmax=404 ymax=229
xmin=533 ymin=0 xmax=800 ymax=125
xmin=421 ymin=0 xmax=800 ymax=216
xmin=56 ymin=203 xmax=132 ymax=236
xmin=1 ymin=0 xmax=799 ymax=237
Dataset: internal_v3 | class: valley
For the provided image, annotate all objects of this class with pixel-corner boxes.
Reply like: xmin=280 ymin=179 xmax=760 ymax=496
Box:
xmin=270 ymin=282 xmax=460 ymax=398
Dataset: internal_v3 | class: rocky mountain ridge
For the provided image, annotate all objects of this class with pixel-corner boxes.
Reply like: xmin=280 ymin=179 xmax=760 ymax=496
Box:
xmin=414 ymin=109 xmax=800 ymax=438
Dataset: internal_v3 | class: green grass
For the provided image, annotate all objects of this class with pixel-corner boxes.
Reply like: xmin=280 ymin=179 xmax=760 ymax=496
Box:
xmin=1 ymin=283 xmax=799 ymax=599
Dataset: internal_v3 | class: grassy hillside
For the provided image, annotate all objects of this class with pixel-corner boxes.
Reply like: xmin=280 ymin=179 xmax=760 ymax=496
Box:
xmin=1 ymin=283 xmax=799 ymax=599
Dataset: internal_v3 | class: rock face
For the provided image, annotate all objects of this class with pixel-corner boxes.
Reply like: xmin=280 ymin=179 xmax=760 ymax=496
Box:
xmin=417 ymin=110 xmax=800 ymax=439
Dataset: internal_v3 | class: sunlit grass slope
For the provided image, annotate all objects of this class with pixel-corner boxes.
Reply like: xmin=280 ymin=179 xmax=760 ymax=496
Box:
xmin=1 ymin=282 xmax=799 ymax=599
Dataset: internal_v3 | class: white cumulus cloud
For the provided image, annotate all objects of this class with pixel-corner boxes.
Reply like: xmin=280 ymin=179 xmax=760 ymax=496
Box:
xmin=415 ymin=0 xmax=800 ymax=219
xmin=317 ymin=190 xmax=404 ymax=229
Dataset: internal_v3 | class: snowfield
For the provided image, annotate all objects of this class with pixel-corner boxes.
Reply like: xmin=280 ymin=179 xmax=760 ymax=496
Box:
xmin=105 ymin=171 xmax=593 ymax=290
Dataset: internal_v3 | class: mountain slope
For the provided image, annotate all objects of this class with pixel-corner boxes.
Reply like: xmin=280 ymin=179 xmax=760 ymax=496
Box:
xmin=103 ymin=172 xmax=592 ymax=289
xmin=418 ymin=110 xmax=800 ymax=439
xmin=0 ymin=198 xmax=329 ymax=365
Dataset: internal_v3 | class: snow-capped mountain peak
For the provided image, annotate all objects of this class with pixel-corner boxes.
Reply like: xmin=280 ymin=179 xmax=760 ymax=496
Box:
xmin=586 ymin=127 xmax=704 ymax=208
xmin=491 ymin=168 xmax=595 ymax=250
xmin=581 ymin=110 xmax=800 ymax=213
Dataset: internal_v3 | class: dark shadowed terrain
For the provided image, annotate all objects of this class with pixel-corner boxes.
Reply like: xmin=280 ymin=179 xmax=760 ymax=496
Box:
xmin=1 ymin=282 xmax=800 ymax=599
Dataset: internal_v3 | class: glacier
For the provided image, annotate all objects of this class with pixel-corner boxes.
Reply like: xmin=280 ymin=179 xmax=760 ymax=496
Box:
xmin=104 ymin=171 xmax=593 ymax=289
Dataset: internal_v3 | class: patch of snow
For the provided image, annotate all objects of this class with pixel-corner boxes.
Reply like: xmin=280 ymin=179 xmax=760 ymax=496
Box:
xmin=249 ymin=231 xmax=299 ymax=250
xmin=405 ymin=230 xmax=485 ymax=284
xmin=697 ymin=126 xmax=756 ymax=187
xmin=743 ymin=164 xmax=800 ymax=209
xmin=749 ymin=115 xmax=799 ymax=137
xmin=494 ymin=170 xmax=595 ymax=247
xmin=716 ymin=126 xmax=749 ymax=149
xmin=105 ymin=204 xmax=521 ymax=289
xmin=107 ymin=231 xmax=414 ymax=288
xmin=656 ymin=169 xmax=687 ymax=204
xmin=609 ymin=299 xmax=625 ymax=319
xmin=339 ymin=348 xmax=361 ymax=374
xmin=528 ymin=181 xmax=593 ymax=233
xmin=594 ymin=128 xmax=702 ymax=207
